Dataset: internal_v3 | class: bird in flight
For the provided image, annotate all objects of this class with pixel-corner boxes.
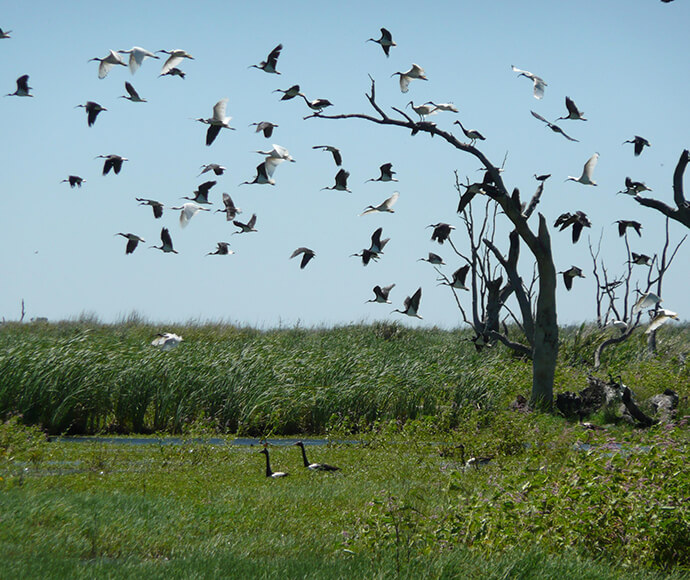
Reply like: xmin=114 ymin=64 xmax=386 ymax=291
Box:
xmin=76 ymin=101 xmax=107 ymax=127
xmin=313 ymin=145 xmax=342 ymax=166
xmin=392 ymin=63 xmax=427 ymax=93
xmin=530 ymin=111 xmax=579 ymax=142
xmin=623 ymin=135 xmax=651 ymax=156
xmin=207 ymin=242 xmax=234 ymax=256
xmin=360 ymin=192 xmax=399 ymax=216
xmin=511 ymin=65 xmax=547 ymax=99
xmin=250 ymin=44 xmax=283 ymax=74
xmin=250 ymin=121 xmax=278 ymax=138
xmin=554 ymin=211 xmax=591 ymax=243
xmin=97 ymin=154 xmax=127 ymax=175
xmin=216 ymin=193 xmax=241 ymax=221
xmin=322 ymin=168 xmax=351 ymax=192
xmin=367 ymin=28 xmax=396 ymax=57
xmin=119 ymin=81 xmax=147 ymax=102
xmin=6 ymin=74 xmax=33 ymax=97
xmin=170 ymin=202 xmax=210 ymax=228
xmin=366 ymin=163 xmax=397 ymax=183
xmin=150 ymin=228 xmax=178 ymax=254
xmin=274 ymin=84 xmax=300 ymax=100
xmin=393 ymin=287 xmax=423 ymax=319
xmin=89 ymin=49 xmax=126 ymax=79
xmin=116 ymin=233 xmax=145 ymax=255
xmin=157 ymin=49 xmax=194 ymax=75
xmin=61 ymin=175 xmax=85 ymax=188
xmin=559 ymin=266 xmax=585 ymax=290
xmin=615 ymin=220 xmax=642 ymax=237
xmin=136 ymin=198 xmax=164 ymax=219
xmin=556 ymin=96 xmax=586 ymax=121
xmin=196 ymin=98 xmax=235 ymax=146
xmin=117 ymin=46 xmax=159 ymax=74
xmin=566 ymin=153 xmax=599 ymax=186
xmin=366 ymin=284 xmax=396 ymax=304
xmin=290 ymin=247 xmax=316 ymax=269
xmin=233 ymin=213 xmax=257 ymax=234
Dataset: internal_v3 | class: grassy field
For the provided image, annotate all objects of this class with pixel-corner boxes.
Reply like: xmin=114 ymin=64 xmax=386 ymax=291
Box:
xmin=0 ymin=320 xmax=688 ymax=577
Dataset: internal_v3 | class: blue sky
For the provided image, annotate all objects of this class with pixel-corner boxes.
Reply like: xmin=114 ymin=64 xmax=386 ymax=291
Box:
xmin=1 ymin=1 xmax=688 ymax=328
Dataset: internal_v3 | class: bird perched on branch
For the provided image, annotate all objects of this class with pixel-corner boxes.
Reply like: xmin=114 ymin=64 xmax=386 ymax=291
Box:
xmin=250 ymin=44 xmax=282 ymax=74
xmin=407 ymin=101 xmax=437 ymax=121
xmin=454 ymin=121 xmax=485 ymax=145
xmin=367 ymin=27 xmax=396 ymax=57
xmin=623 ymin=135 xmax=651 ymax=156
xmin=299 ymin=94 xmax=333 ymax=113
xmin=511 ymin=65 xmax=547 ymax=99
xmin=560 ymin=266 xmax=585 ymax=290
xmin=290 ymin=247 xmax=316 ymax=269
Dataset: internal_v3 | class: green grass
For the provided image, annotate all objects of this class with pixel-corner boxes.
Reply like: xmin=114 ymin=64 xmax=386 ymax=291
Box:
xmin=1 ymin=320 xmax=688 ymax=436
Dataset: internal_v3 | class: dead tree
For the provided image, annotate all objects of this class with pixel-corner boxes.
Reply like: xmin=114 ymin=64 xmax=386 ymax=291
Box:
xmin=635 ymin=150 xmax=690 ymax=228
xmin=307 ymin=78 xmax=558 ymax=408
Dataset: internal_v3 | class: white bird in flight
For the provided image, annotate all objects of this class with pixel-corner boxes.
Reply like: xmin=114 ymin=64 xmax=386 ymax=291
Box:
xmin=117 ymin=47 xmax=159 ymax=74
xmin=157 ymin=49 xmax=194 ymax=75
xmin=392 ymin=64 xmax=427 ymax=93
xmin=256 ymin=144 xmax=295 ymax=162
xmin=170 ymin=202 xmax=210 ymax=228
xmin=89 ymin=50 xmax=127 ymax=79
xmin=511 ymin=65 xmax=547 ymax=99
xmin=646 ymin=309 xmax=678 ymax=334
xmin=566 ymin=153 xmax=599 ymax=186
xmin=196 ymin=98 xmax=235 ymax=146
xmin=360 ymin=192 xmax=399 ymax=216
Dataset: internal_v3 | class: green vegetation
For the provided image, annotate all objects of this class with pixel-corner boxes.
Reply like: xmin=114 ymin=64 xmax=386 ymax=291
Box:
xmin=0 ymin=321 xmax=688 ymax=577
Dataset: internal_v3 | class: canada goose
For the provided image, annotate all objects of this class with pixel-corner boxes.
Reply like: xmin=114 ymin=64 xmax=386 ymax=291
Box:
xmin=293 ymin=441 xmax=339 ymax=471
xmin=260 ymin=447 xmax=288 ymax=478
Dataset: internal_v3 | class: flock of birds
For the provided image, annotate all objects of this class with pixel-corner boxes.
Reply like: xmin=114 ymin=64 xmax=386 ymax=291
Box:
xmin=3 ymin=16 xmax=679 ymax=334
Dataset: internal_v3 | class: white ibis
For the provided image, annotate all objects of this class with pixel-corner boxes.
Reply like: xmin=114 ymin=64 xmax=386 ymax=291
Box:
xmin=290 ymin=247 xmax=316 ymax=269
xmin=453 ymin=121 xmax=485 ymax=145
xmin=182 ymin=180 xmax=216 ymax=204
xmin=259 ymin=447 xmax=288 ymax=478
xmin=250 ymin=121 xmax=278 ymax=138
xmin=6 ymin=75 xmax=32 ymax=97
xmin=116 ymin=233 xmax=145 ymax=254
xmin=630 ymin=252 xmax=653 ymax=266
xmin=241 ymin=159 xmax=281 ymax=185
xmin=322 ymin=168 xmax=351 ymax=192
xmin=77 ymin=101 xmax=107 ymax=127
xmin=425 ymin=101 xmax=458 ymax=113
xmin=556 ymin=97 xmax=586 ymax=121
xmin=150 ymin=228 xmax=178 ymax=253
xmin=360 ymin=192 xmax=399 ymax=216
xmin=559 ymin=266 xmax=585 ymax=290
xmin=366 ymin=163 xmax=397 ymax=183
xmin=391 ymin=63 xmax=427 ymax=93
xmin=89 ymin=50 xmax=126 ymax=79
xmin=566 ymin=153 xmax=599 ymax=186
xmin=646 ymin=309 xmax=678 ymax=334
xmin=157 ymin=49 xmax=194 ymax=75
xmin=511 ymin=65 xmax=547 ymax=99
xmin=136 ymin=198 xmax=163 ymax=219
xmin=0 ymin=28 xmax=11 ymax=39
xmin=607 ymin=320 xmax=628 ymax=333
xmin=216 ymin=193 xmax=241 ymax=221
xmin=366 ymin=284 xmax=395 ymax=304
xmin=439 ymin=265 xmax=470 ymax=290
xmin=170 ymin=202 xmax=210 ymax=228
xmin=367 ymin=27 xmax=396 ymax=57
xmin=151 ymin=332 xmax=183 ymax=350
xmin=250 ymin=44 xmax=282 ymax=74
xmin=293 ymin=441 xmax=339 ymax=471
xmin=530 ymin=110 xmax=579 ymax=142
xmin=198 ymin=163 xmax=226 ymax=177
xmin=96 ymin=154 xmax=127 ymax=175
xmin=418 ymin=252 xmax=445 ymax=265
xmin=615 ymin=220 xmax=642 ymax=237
xmin=119 ymin=82 xmax=146 ymax=102
xmin=407 ymin=101 xmax=437 ymax=121
xmin=623 ymin=136 xmax=651 ymax=156
xmin=553 ymin=211 xmax=591 ymax=243
xmin=299 ymin=94 xmax=333 ymax=113
xmin=273 ymin=84 xmax=300 ymax=100
xmin=196 ymin=98 xmax=235 ymax=146
xmin=207 ymin=242 xmax=234 ymax=256
xmin=428 ymin=223 xmax=455 ymax=244
xmin=160 ymin=67 xmax=185 ymax=79
xmin=393 ymin=287 xmax=423 ymax=319
xmin=233 ymin=213 xmax=257 ymax=234
xmin=312 ymin=145 xmax=342 ymax=166
xmin=117 ymin=46 xmax=159 ymax=74
xmin=256 ymin=144 xmax=295 ymax=162
xmin=618 ymin=177 xmax=651 ymax=195
xmin=633 ymin=291 xmax=662 ymax=313
xmin=61 ymin=175 xmax=85 ymax=188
